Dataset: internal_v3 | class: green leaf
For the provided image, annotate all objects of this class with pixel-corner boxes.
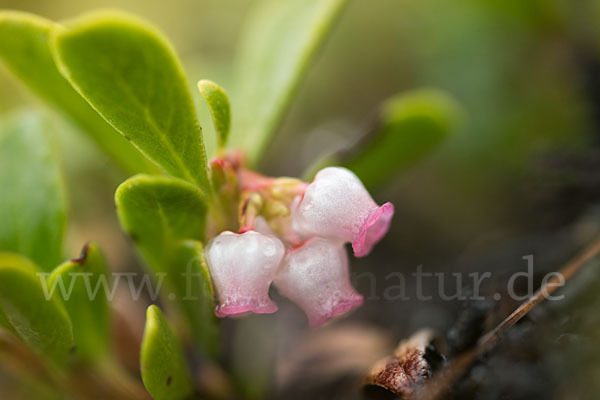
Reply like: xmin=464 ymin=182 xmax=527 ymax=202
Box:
xmin=0 ymin=112 xmax=66 ymax=271
xmin=0 ymin=252 xmax=74 ymax=367
xmin=0 ymin=11 xmax=156 ymax=175
xmin=141 ymin=305 xmax=193 ymax=400
xmin=0 ymin=304 xmax=13 ymax=332
xmin=231 ymin=0 xmax=348 ymax=163
xmin=115 ymin=175 xmax=218 ymax=357
xmin=52 ymin=11 xmax=209 ymax=189
xmin=0 ymin=305 xmax=18 ymax=337
xmin=47 ymin=242 xmax=110 ymax=363
xmin=198 ymin=80 xmax=231 ymax=149
xmin=115 ymin=175 xmax=208 ymax=266
xmin=343 ymin=89 xmax=463 ymax=188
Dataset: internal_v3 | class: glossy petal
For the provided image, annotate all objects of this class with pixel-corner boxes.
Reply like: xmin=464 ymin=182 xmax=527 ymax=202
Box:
xmin=205 ymin=231 xmax=284 ymax=317
xmin=353 ymin=201 xmax=394 ymax=257
xmin=293 ymin=167 xmax=394 ymax=257
xmin=274 ymin=238 xmax=364 ymax=328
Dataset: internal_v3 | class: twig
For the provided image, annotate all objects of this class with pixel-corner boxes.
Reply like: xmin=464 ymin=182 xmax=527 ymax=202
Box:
xmin=412 ymin=235 xmax=600 ymax=400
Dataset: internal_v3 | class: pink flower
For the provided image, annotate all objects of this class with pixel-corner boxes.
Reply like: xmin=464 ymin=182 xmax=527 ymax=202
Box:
xmin=205 ymin=230 xmax=285 ymax=317
xmin=293 ymin=167 xmax=394 ymax=257
xmin=274 ymin=237 xmax=364 ymax=328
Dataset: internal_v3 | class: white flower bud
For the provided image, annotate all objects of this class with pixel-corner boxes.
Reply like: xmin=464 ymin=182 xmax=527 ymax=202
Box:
xmin=293 ymin=167 xmax=394 ymax=257
xmin=274 ymin=238 xmax=364 ymax=328
xmin=205 ymin=230 xmax=284 ymax=317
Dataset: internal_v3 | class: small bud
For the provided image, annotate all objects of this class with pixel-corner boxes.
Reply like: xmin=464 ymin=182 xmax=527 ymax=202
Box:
xmin=274 ymin=238 xmax=364 ymax=328
xmin=293 ymin=167 xmax=394 ymax=257
xmin=210 ymin=158 xmax=238 ymax=192
xmin=205 ymin=231 xmax=285 ymax=317
xmin=210 ymin=158 xmax=228 ymax=187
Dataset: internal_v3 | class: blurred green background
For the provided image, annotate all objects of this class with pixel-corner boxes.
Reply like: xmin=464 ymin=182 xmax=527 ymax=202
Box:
xmin=2 ymin=0 xmax=600 ymax=399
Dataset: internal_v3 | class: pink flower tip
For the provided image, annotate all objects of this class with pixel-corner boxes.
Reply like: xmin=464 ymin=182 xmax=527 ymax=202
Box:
xmin=352 ymin=202 xmax=394 ymax=257
xmin=215 ymin=298 xmax=278 ymax=318
xmin=307 ymin=291 xmax=364 ymax=328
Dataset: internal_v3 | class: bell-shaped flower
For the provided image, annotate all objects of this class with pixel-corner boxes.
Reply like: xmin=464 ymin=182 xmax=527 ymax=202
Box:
xmin=205 ymin=230 xmax=285 ymax=317
xmin=274 ymin=237 xmax=364 ymax=328
xmin=292 ymin=167 xmax=394 ymax=257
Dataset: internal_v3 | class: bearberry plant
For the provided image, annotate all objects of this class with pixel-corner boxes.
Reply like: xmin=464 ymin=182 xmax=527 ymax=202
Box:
xmin=0 ymin=1 xmax=460 ymax=399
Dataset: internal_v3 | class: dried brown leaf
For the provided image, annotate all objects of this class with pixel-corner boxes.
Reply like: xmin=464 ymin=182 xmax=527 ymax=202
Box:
xmin=363 ymin=329 xmax=442 ymax=398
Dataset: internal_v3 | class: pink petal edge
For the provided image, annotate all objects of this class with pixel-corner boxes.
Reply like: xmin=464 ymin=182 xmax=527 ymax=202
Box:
xmin=215 ymin=299 xmax=278 ymax=318
xmin=352 ymin=202 xmax=394 ymax=258
xmin=308 ymin=294 xmax=365 ymax=328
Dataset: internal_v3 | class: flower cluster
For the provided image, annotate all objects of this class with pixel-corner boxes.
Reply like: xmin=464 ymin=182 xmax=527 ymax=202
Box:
xmin=205 ymin=163 xmax=394 ymax=328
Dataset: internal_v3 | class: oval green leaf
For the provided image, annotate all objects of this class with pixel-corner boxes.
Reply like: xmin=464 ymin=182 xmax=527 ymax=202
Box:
xmin=115 ymin=175 xmax=208 ymax=266
xmin=141 ymin=305 xmax=193 ymax=400
xmin=0 ymin=253 xmax=74 ymax=367
xmin=198 ymin=80 xmax=231 ymax=149
xmin=0 ymin=11 xmax=156 ymax=175
xmin=0 ymin=112 xmax=66 ymax=271
xmin=231 ymin=0 xmax=348 ymax=164
xmin=52 ymin=11 xmax=209 ymax=189
xmin=48 ymin=242 xmax=110 ymax=363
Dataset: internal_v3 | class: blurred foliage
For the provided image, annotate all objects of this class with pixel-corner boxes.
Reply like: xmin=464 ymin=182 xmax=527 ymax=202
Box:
xmin=230 ymin=0 xmax=348 ymax=164
xmin=344 ymin=89 xmax=462 ymax=188
xmin=0 ymin=112 xmax=66 ymax=270
xmin=304 ymin=88 xmax=463 ymax=188
xmin=0 ymin=11 xmax=157 ymax=175
xmin=0 ymin=252 xmax=74 ymax=368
